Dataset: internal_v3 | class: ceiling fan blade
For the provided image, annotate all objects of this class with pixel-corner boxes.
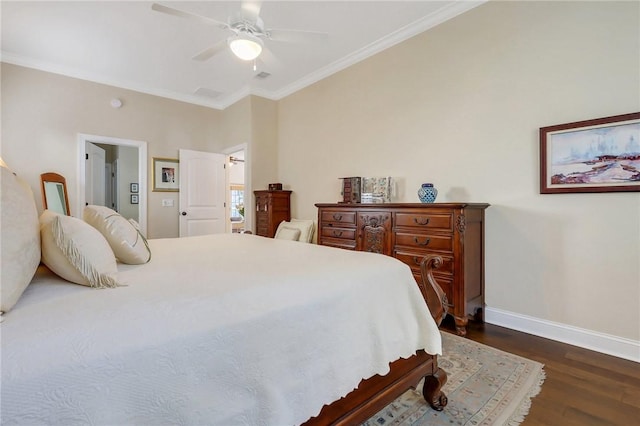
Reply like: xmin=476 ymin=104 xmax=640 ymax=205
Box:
xmin=240 ymin=1 xmax=262 ymax=23
xmin=267 ymin=29 xmax=329 ymax=44
xmin=192 ymin=40 xmax=228 ymax=61
xmin=151 ymin=3 xmax=229 ymax=30
xmin=258 ymin=47 xmax=282 ymax=70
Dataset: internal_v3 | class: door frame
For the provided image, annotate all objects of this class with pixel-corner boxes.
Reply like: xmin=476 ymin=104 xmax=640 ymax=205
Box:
xmin=77 ymin=133 xmax=148 ymax=235
xmin=222 ymin=143 xmax=251 ymax=233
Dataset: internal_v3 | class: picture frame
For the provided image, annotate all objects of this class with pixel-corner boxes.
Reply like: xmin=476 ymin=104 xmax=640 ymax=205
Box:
xmin=540 ymin=112 xmax=640 ymax=194
xmin=152 ymin=157 xmax=179 ymax=192
xmin=130 ymin=183 xmax=139 ymax=193
xmin=130 ymin=194 xmax=139 ymax=204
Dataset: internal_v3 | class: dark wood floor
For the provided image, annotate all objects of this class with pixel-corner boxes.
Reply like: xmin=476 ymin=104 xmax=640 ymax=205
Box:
xmin=439 ymin=318 xmax=640 ymax=425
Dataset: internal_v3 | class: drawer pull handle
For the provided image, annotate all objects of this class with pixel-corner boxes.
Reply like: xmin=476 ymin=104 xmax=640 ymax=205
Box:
xmin=413 ymin=256 xmax=422 ymax=265
xmin=332 ymin=213 xmax=343 ymax=221
xmin=414 ymin=217 xmax=430 ymax=225
xmin=414 ymin=237 xmax=431 ymax=246
xmin=332 ymin=230 xmax=343 ymax=237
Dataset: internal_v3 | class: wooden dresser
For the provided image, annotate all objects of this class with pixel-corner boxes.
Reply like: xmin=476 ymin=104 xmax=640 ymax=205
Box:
xmin=315 ymin=203 xmax=489 ymax=336
xmin=254 ymin=190 xmax=292 ymax=238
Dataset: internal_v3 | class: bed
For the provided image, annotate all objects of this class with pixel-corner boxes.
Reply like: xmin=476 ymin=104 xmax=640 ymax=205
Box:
xmin=0 ymin=166 xmax=448 ymax=425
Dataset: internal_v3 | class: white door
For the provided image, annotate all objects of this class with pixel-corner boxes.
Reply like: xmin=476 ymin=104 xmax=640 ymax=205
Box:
xmin=179 ymin=149 xmax=227 ymax=237
xmin=85 ymin=142 xmax=106 ymax=206
xmin=104 ymin=163 xmax=113 ymax=209
xmin=112 ymin=159 xmax=119 ymax=212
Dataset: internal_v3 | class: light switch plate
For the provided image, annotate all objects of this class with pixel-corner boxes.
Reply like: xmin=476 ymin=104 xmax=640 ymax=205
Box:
xmin=162 ymin=199 xmax=174 ymax=207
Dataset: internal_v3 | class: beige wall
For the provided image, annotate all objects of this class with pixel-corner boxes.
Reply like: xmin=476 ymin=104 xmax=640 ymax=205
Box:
xmin=277 ymin=1 xmax=640 ymax=342
xmin=117 ymin=145 xmax=139 ymax=222
xmin=1 ymin=63 xmax=223 ymax=238
xmin=250 ymin=96 xmax=279 ymax=191
xmin=217 ymin=95 xmax=279 ymax=232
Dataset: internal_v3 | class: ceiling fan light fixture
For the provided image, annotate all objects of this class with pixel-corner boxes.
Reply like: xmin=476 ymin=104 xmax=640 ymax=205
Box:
xmin=228 ymin=34 xmax=263 ymax=61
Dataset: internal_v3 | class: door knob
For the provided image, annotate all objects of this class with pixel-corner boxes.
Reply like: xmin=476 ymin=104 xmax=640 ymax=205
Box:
xmin=181 ymin=211 xmax=187 ymax=216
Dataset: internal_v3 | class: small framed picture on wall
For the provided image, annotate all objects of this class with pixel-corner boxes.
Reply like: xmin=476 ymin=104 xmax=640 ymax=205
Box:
xmin=153 ymin=157 xmax=179 ymax=192
xmin=131 ymin=194 xmax=139 ymax=204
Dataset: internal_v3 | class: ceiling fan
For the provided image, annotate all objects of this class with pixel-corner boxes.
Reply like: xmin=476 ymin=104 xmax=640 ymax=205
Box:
xmin=151 ymin=2 xmax=328 ymax=63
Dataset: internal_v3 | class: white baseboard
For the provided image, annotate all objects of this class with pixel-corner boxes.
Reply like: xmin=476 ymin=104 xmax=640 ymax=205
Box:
xmin=484 ymin=307 xmax=640 ymax=363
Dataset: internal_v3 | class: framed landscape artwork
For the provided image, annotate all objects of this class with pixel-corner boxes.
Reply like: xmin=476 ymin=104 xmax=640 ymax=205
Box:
xmin=153 ymin=158 xmax=179 ymax=192
xmin=540 ymin=112 xmax=640 ymax=194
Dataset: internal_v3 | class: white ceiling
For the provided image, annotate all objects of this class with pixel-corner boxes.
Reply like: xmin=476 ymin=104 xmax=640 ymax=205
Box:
xmin=1 ymin=1 xmax=482 ymax=110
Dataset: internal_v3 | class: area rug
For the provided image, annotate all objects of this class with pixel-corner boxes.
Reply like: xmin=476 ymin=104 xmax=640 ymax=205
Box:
xmin=363 ymin=332 xmax=546 ymax=426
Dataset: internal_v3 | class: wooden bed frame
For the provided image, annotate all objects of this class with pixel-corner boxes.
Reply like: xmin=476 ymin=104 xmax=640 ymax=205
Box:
xmin=303 ymin=254 xmax=449 ymax=425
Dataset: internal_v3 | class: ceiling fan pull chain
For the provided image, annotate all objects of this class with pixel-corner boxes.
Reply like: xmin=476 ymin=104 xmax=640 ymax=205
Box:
xmin=253 ymin=60 xmax=257 ymax=71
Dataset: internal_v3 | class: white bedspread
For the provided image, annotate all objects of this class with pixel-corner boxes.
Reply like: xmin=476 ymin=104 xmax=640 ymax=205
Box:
xmin=1 ymin=234 xmax=441 ymax=425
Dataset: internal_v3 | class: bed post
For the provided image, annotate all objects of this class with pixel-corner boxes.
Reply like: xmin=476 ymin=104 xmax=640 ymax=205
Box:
xmin=420 ymin=254 xmax=449 ymax=327
xmin=419 ymin=254 xmax=449 ymax=410
xmin=423 ymin=365 xmax=448 ymax=410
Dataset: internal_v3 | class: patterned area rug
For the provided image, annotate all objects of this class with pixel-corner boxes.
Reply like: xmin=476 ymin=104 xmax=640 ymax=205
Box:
xmin=363 ymin=332 xmax=545 ymax=426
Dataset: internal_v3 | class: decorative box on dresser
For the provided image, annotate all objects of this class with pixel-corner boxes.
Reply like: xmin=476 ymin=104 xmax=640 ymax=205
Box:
xmin=315 ymin=203 xmax=489 ymax=336
xmin=254 ymin=190 xmax=292 ymax=238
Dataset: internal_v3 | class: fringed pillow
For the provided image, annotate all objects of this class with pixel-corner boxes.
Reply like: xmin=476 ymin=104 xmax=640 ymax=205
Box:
xmin=40 ymin=210 xmax=120 ymax=288
xmin=83 ymin=205 xmax=150 ymax=264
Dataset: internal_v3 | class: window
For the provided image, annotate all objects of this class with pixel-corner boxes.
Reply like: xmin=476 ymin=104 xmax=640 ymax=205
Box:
xmin=230 ymin=185 xmax=244 ymax=219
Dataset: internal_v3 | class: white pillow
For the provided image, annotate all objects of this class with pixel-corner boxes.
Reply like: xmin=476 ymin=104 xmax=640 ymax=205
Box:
xmin=0 ymin=166 xmax=41 ymax=313
xmin=83 ymin=205 xmax=150 ymax=264
xmin=274 ymin=227 xmax=301 ymax=241
xmin=275 ymin=219 xmax=315 ymax=243
xmin=40 ymin=210 xmax=120 ymax=288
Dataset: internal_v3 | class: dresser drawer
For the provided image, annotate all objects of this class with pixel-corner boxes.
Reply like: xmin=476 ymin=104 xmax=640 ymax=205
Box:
xmin=320 ymin=237 xmax=357 ymax=250
xmin=395 ymin=233 xmax=453 ymax=251
xmin=395 ymin=251 xmax=454 ymax=275
xmin=321 ymin=226 xmax=356 ymax=240
xmin=395 ymin=212 xmax=452 ymax=231
xmin=320 ymin=210 xmax=357 ymax=226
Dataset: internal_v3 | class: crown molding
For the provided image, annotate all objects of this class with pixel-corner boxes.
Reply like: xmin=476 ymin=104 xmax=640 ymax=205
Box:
xmin=0 ymin=52 xmax=229 ymax=110
xmin=267 ymin=1 xmax=486 ymax=100
xmin=1 ymin=1 xmax=485 ymax=110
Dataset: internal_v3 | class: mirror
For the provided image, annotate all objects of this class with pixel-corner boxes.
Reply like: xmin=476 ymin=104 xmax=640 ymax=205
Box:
xmin=41 ymin=172 xmax=71 ymax=215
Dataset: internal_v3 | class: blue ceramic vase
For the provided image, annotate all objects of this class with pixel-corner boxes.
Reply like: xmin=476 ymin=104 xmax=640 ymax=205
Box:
xmin=418 ymin=183 xmax=438 ymax=203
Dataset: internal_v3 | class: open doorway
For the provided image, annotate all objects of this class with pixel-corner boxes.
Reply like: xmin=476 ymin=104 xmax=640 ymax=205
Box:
xmin=78 ymin=134 xmax=148 ymax=236
xmin=86 ymin=142 xmax=132 ymax=215
xmin=223 ymin=143 xmax=250 ymax=234
xmin=228 ymin=150 xmax=245 ymax=233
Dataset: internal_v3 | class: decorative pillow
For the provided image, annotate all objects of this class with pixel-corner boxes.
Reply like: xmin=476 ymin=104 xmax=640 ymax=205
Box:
xmin=0 ymin=166 xmax=41 ymax=313
xmin=274 ymin=227 xmax=301 ymax=241
xmin=40 ymin=210 xmax=120 ymax=288
xmin=128 ymin=218 xmax=145 ymax=236
xmin=275 ymin=219 xmax=315 ymax=243
xmin=83 ymin=205 xmax=150 ymax=264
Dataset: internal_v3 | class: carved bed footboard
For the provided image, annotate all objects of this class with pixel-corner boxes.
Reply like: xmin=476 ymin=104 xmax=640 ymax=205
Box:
xmin=303 ymin=254 xmax=449 ymax=425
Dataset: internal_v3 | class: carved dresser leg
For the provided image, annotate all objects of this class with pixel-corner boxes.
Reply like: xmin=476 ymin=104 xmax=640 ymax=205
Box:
xmin=454 ymin=316 xmax=468 ymax=337
xmin=422 ymin=367 xmax=448 ymax=411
